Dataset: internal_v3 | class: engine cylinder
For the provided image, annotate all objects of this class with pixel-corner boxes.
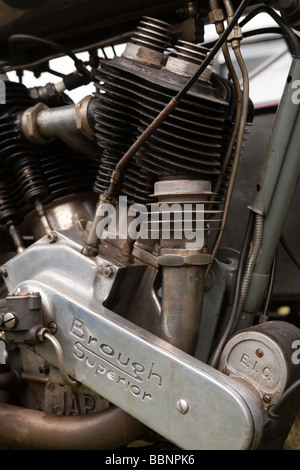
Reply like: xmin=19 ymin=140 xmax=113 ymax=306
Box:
xmin=92 ymin=17 xmax=236 ymax=208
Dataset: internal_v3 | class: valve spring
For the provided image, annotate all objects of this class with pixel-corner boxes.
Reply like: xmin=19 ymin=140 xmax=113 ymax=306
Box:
xmin=171 ymin=40 xmax=210 ymax=65
xmin=131 ymin=16 xmax=172 ymax=53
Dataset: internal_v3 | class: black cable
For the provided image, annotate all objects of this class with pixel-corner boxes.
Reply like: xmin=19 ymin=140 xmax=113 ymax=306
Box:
xmin=209 ymin=210 xmax=256 ymax=368
xmin=268 ymin=377 xmax=300 ymax=420
xmin=204 ymin=26 xmax=296 ymax=56
xmin=240 ymin=5 xmax=300 ymax=56
xmin=44 ymin=66 xmax=67 ymax=78
xmin=108 ymin=0 xmax=251 ymax=178
xmin=8 ymin=34 xmax=86 ymax=72
xmin=242 ymin=27 xmax=294 ymax=54
xmin=175 ymin=0 xmax=251 ymax=102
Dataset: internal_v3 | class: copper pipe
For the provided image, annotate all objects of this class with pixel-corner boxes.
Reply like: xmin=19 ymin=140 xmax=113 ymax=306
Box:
xmin=0 ymin=404 xmax=147 ymax=450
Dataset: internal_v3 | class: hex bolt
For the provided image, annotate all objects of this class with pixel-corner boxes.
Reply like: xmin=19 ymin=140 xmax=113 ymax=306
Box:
xmin=47 ymin=232 xmax=58 ymax=244
xmin=103 ymin=265 xmax=115 ymax=278
xmin=3 ymin=312 xmax=17 ymax=329
xmin=176 ymin=398 xmax=189 ymax=414
xmin=256 ymin=348 xmax=264 ymax=358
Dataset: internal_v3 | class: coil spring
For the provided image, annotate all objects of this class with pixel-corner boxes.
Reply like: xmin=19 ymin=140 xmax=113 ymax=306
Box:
xmin=130 ymin=16 xmax=173 ymax=52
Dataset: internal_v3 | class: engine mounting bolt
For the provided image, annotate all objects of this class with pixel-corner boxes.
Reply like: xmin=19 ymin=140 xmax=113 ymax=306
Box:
xmin=47 ymin=232 xmax=58 ymax=244
xmin=263 ymin=394 xmax=272 ymax=404
xmin=256 ymin=348 xmax=264 ymax=358
xmin=103 ymin=265 xmax=115 ymax=278
xmin=176 ymin=398 xmax=189 ymax=414
xmin=3 ymin=312 xmax=17 ymax=329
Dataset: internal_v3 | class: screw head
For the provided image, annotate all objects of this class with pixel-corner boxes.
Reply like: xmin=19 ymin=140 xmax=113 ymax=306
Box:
xmin=3 ymin=312 xmax=17 ymax=329
xmin=48 ymin=321 xmax=58 ymax=334
xmin=176 ymin=398 xmax=189 ymax=414
xmin=263 ymin=394 xmax=272 ymax=404
xmin=256 ymin=348 xmax=264 ymax=358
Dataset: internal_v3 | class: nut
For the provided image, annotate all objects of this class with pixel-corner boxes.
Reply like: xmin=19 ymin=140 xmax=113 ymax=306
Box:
xmin=75 ymin=96 xmax=94 ymax=140
xmin=227 ymin=26 xmax=243 ymax=42
xmin=47 ymin=232 xmax=58 ymax=244
xmin=209 ymin=8 xmax=225 ymax=24
xmin=21 ymin=103 xmax=52 ymax=144
xmin=103 ymin=265 xmax=115 ymax=278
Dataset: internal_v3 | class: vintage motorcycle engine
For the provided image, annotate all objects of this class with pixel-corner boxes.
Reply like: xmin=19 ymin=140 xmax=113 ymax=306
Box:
xmin=0 ymin=12 xmax=299 ymax=450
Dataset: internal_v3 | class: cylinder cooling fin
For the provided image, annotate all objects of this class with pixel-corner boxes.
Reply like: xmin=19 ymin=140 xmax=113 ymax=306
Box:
xmin=92 ymin=16 xmax=237 ymax=222
xmin=0 ymin=81 xmax=99 ymax=220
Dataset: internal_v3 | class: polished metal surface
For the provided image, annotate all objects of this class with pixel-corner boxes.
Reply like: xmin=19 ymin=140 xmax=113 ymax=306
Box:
xmin=219 ymin=329 xmax=289 ymax=409
xmin=3 ymin=231 xmax=264 ymax=450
